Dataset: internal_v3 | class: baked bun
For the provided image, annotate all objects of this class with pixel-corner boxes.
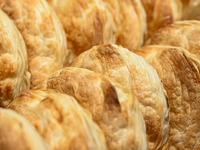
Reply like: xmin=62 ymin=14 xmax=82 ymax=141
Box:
xmin=132 ymin=45 xmax=200 ymax=150
xmin=145 ymin=20 xmax=200 ymax=59
xmin=9 ymin=89 xmax=107 ymax=150
xmin=140 ymin=0 xmax=182 ymax=37
xmin=102 ymin=0 xmax=146 ymax=49
xmin=35 ymin=67 xmax=147 ymax=150
xmin=0 ymin=10 xmax=30 ymax=108
xmin=181 ymin=0 xmax=200 ymax=20
xmin=2 ymin=0 xmax=68 ymax=89
xmin=71 ymin=44 xmax=169 ymax=149
xmin=46 ymin=0 xmax=115 ymax=62
xmin=0 ymin=108 xmax=49 ymax=150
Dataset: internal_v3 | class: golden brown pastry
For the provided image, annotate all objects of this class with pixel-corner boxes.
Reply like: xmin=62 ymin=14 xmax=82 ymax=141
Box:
xmin=0 ymin=10 xmax=30 ymax=108
xmin=71 ymin=44 xmax=169 ymax=150
xmin=35 ymin=67 xmax=148 ymax=150
xmin=132 ymin=45 xmax=200 ymax=150
xmin=9 ymin=89 xmax=108 ymax=150
xmin=46 ymin=0 xmax=115 ymax=62
xmin=102 ymin=0 xmax=147 ymax=49
xmin=0 ymin=108 xmax=49 ymax=150
xmin=2 ymin=0 xmax=68 ymax=89
xmin=181 ymin=0 xmax=200 ymax=20
xmin=140 ymin=0 xmax=182 ymax=37
xmin=145 ymin=20 xmax=200 ymax=59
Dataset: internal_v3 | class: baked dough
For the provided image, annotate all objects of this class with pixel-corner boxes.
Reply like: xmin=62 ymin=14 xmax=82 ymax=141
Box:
xmin=140 ymin=0 xmax=182 ymax=37
xmin=132 ymin=45 xmax=200 ymax=150
xmin=0 ymin=10 xmax=30 ymax=108
xmin=145 ymin=20 xmax=200 ymax=59
xmin=0 ymin=108 xmax=49 ymax=150
xmin=181 ymin=0 xmax=200 ymax=20
xmin=35 ymin=67 xmax=148 ymax=150
xmin=102 ymin=0 xmax=146 ymax=49
xmin=46 ymin=0 xmax=115 ymax=61
xmin=71 ymin=44 xmax=169 ymax=150
xmin=9 ymin=89 xmax=108 ymax=150
xmin=2 ymin=0 xmax=68 ymax=89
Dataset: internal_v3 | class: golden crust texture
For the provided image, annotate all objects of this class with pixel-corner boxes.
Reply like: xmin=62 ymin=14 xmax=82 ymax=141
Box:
xmin=2 ymin=0 xmax=68 ymax=89
xmin=0 ymin=108 xmax=49 ymax=150
xmin=141 ymin=0 xmax=182 ymax=38
xmin=181 ymin=0 xmax=200 ymax=20
xmin=35 ymin=67 xmax=148 ymax=150
xmin=70 ymin=44 xmax=169 ymax=150
xmin=132 ymin=45 xmax=200 ymax=150
xmin=9 ymin=89 xmax=108 ymax=150
xmin=102 ymin=0 xmax=147 ymax=49
xmin=46 ymin=0 xmax=115 ymax=62
xmin=145 ymin=20 xmax=200 ymax=59
xmin=0 ymin=10 xmax=30 ymax=108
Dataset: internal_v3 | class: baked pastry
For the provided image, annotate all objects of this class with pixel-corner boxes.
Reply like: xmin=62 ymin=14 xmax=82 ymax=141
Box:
xmin=2 ymin=0 xmax=68 ymax=89
xmin=0 ymin=10 xmax=30 ymax=108
xmin=35 ymin=67 xmax=148 ymax=150
xmin=70 ymin=44 xmax=169 ymax=150
xmin=181 ymin=0 xmax=200 ymax=20
xmin=9 ymin=89 xmax=108 ymax=150
xmin=132 ymin=45 xmax=200 ymax=150
xmin=102 ymin=0 xmax=147 ymax=49
xmin=140 ymin=0 xmax=182 ymax=37
xmin=0 ymin=108 xmax=49 ymax=150
xmin=46 ymin=0 xmax=115 ymax=61
xmin=145 ymin=20 xmax=200 ymax=59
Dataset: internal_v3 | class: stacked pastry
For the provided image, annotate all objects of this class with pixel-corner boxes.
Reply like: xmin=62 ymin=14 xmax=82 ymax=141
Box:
xmin=1 ymin=0 xmax=200 ymax=150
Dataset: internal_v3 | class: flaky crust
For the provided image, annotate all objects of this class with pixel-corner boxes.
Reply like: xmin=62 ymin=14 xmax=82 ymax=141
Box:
xmin=102 ymin=0 xmax=147 ymax=49
xmin=0 ymin=108 xmax=49 ymax=150
xmin=9 ymin=90 xmax=107 ymax=150
xmin=132 ymin=45 xmax=200 ymax=150
xmin=46 ymin=0 xmax=115 ymax=62
xmin=71 ymin=44 xmax=169 ymax=150
xmin=145 ymin=20 xmax=200 ymax=59
xmin=181 ymin=0 xmax=200 ymax=20
xmin=35 ymin=67 xmax=148 ymax=150
xmin=0 ymin=10 xmax=30 ymax=108
xmin=2 ymin=0 xmax=68 ymax=89
xmin=141 ymin=0 xmax=182 ymax=38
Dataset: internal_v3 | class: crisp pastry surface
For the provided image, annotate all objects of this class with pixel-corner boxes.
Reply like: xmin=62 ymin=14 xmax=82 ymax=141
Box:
xmin=9 ymin=89 xmax=107 ymax=150
xmin=132 ymin=45 xmax=200 ymax=150
xmin=0 ymin=108 xmax=49 ymax=150
xmin=35 ymin=67 xmax=148 ymax=150
xmin=141 ymin=0 xmax=182 ymax=38
xmin=181 ymin=0 xmax=200 ymax=20
xmin=2 ymin=0 xmax=68 ymax=89
xmin=46 ymin=0 xmax=115 ymax=62
xmin=71 ymin=44 xmax=169 ymax=150
xmin=0 ymin=10 xmax=30 ymax=108
xmin=102 ymin=0 xmax=146 ymax=49
xmin=145 ymin=20 xmax=200 ymax=59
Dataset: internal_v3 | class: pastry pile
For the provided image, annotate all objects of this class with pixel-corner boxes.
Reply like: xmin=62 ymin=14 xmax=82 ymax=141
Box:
xmin=0 ymin=0 xmax=200 ymax=150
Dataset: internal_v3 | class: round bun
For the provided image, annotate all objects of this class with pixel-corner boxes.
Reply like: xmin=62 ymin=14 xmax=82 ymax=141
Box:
xmin=0 ymin=10 xmax=30 ymax=107
xmin=0 ymin=108 xmax=49 ymax=150
xmin=9 ymin=89 xmax=107 ymax=150
xmin=133 ymin=45 xmax=200 ymax=150
xmin=2 ymin=0 xmax=68 ymax=88
xmin=71 ymin=44 xmax=169 ymax=149
xmin=35 ymin=67 xmax=148 ymax=150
